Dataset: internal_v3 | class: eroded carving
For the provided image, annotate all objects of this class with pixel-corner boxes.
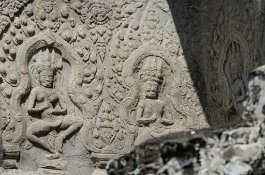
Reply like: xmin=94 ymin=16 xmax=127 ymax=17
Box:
xmin=227 ymin=57 xmax=246 ymax=119
xmin=0 ymin=0 xmax=215 ymax=174
xmin=26 ymin=48 xmax=82 ymax=159
xmin=206 ymin=0 xmax=261 ymax=125
xmin=135 ymin=57 xmax=173 ymax=142
xmin=35 ymin=0 xmax=60 ymax=32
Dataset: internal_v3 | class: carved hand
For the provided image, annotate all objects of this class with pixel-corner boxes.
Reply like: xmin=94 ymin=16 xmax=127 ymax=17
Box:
xmin=28 ymin=103 xmax=50 ymax=114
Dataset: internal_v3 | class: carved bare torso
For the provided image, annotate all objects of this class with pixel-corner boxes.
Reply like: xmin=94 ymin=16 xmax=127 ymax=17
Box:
xmin=25 ymin=52 xmax=82 ymax=159
xmin=39 ymin=88 xmax=63 ymax=118
xmin=28 ymin=86 xmax=66 ymax=121
xmin=138 ymin=99 xmax=164 ymax=122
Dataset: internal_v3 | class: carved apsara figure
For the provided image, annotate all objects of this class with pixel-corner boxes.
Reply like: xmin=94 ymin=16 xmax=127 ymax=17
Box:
xmin=227 ymin=62 xmax=246 ymax=119
xmin=224 ymin=41 xmax=246 ymax=120
xmin=135 ymin=57 xmax=173 ymax=143
xmin=26 ymin=51 xmax=82 ymax=159
xmin=137 ymin=58 xmax=173 ymax=125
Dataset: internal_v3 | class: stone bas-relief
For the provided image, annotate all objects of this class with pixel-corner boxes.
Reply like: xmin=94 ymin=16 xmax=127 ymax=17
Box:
xmin=204 ymin=0 xmax=262 ymax=125
xmin=134 ymin=53 xmax=175 ymax=144
xmin=26 ymin=48 xmax=82 ymax=160
xmin=1 ymin=0 xmax=262 ymax=174
xmin=0 ymin=0 xmax=210 ymax=174
xmin=107 ymin=65 xmax=265 ymax=175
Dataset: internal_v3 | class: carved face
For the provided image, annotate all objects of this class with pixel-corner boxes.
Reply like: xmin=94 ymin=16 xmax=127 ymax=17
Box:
xmin=90 ymin=3 xmax=111 ymax=24
xmin=43 ymin=2 xmax=54 ymax=13
xmin=39 ymin=69 xmax=54 ymax=88
xmin=143 ymin=80 xmax=159 ymax=99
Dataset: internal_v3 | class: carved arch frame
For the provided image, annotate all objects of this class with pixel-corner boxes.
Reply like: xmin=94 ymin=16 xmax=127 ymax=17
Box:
xmin=120 ymin=42 xmax=183 ymax=124
xmin=9 ymin=29 xmax=81 ymax=143
xmin=218 ymin=32 xmax=250 ymax=110
xmin=122 ymin=42 xmax=181 ymax=86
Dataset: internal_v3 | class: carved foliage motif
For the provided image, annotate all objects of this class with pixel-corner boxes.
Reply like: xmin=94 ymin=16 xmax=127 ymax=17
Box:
xmin=0 ymin=0 xmax=32 ymax=35
xmin=70 ymin=0 xmax=127 ymax=61
xmin=0 ymin=0 xmax=208 ymax=172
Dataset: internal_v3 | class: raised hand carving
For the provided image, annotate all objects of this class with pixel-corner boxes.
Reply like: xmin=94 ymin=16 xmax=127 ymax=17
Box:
xmin=220 ymin=41 xmax=248 ymax=122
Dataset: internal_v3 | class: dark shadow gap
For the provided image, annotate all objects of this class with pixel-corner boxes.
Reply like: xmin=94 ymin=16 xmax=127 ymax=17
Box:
xmin=166 ymin=0 xmax=216 ymax=125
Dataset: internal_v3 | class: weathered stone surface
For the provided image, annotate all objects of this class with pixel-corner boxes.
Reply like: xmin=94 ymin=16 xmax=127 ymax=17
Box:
xmin=0 ymin=0 xmax=263 ymax=174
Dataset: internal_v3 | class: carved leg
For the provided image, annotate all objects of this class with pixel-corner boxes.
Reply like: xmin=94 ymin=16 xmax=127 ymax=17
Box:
xmin=26 ymin=120 xmax=61 ymax=154
xmin=55 ymin=119 xmax=83 ymax=153
xmin=27 ymin=132 xmax=55 ymax=154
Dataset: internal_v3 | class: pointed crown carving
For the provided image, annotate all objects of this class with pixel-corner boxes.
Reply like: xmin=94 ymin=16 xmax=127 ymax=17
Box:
xmin=139 ymin=57 xmax=163 ymax=83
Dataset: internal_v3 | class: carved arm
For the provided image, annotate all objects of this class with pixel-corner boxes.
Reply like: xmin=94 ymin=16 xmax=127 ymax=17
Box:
xmin=27 ymin=89 xmax=49 ymax=114
xmin=53 ymin=93 xmax=67 ymax=115
xmin=136 ymin=105 xmax=144 ymax=121
xmin=136 ymin=103 xmax=157 ymax=125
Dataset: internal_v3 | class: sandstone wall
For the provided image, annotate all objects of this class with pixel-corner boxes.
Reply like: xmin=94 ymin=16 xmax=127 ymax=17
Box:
xmin=0 ymin=0 xmax=263 ymax=174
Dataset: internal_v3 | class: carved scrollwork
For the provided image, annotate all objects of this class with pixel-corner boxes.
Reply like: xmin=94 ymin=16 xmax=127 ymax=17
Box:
xmin=70 ymin=0 xmax=128 ymax=62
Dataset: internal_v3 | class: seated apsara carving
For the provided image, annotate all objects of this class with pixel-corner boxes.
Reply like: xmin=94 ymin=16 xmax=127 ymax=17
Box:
xmin=136 ymin=58 xmax=173 ymax=126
